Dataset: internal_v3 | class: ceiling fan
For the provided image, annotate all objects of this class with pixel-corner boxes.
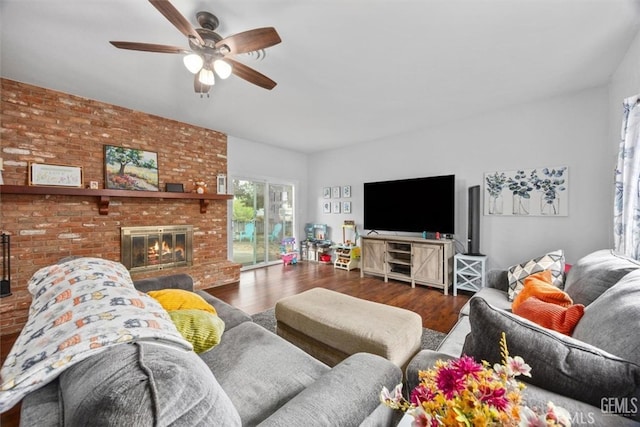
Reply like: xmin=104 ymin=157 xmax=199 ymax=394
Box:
xmin=110 ymin=0 xmax=281 ymax=96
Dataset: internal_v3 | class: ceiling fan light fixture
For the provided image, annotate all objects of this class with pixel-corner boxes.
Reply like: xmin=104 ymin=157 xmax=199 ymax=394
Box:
xmin=198 ymin=68 xmax=215 ymax=86
xmin=183 ymin=53 xmax=204 ymax=73
xmin=213 ymin=59 xmax=232 ymax=79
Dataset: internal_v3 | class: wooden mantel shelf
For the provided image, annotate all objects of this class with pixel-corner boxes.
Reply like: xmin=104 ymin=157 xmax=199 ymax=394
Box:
xmin=0 ymin=185 xmax=233 ymax=215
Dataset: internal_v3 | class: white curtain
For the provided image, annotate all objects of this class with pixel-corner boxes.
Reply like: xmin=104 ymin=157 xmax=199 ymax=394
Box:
xmin=614 ymin=94 xmax=640 ymax=259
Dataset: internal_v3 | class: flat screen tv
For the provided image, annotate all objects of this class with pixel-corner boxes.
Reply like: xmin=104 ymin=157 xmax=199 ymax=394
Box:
xmin=364 ymin=174 xmax=455 ymax=234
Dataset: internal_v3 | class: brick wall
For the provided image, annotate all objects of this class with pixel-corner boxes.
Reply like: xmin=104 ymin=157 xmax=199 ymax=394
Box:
xmin=0 ymin=78 xmax=240 ymax=335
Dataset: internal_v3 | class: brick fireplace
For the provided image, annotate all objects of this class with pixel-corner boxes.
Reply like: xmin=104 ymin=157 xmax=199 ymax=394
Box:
xmin=0 ymin=78 xmax=241 ymax=335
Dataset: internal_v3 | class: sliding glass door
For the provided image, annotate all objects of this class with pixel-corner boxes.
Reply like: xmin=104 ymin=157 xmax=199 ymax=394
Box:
xmin=231 ymin=178 xmax=294 ymax=269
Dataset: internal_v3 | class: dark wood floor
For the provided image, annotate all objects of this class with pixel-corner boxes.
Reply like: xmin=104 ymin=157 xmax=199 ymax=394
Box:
xmin=205 ymin=262 xmax=470 ymax=334
xmin=0 ymin=262 xmax=470 ymax=427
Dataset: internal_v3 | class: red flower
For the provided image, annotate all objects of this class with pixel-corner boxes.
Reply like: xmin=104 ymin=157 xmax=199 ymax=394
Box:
xmin=436 ymin=366 xmax=466 ymax=399
xmin=452 ymin=355 xmax=483 ymax=378
xmin=410 ymin=384 xmax=434 ymax=406
xmin=478 ymin=384 xmax=509 ymax=410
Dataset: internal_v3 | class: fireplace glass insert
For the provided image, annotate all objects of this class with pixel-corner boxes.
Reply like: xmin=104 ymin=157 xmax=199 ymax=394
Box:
xmin=121 ymin=225 xmax=193 ymax=273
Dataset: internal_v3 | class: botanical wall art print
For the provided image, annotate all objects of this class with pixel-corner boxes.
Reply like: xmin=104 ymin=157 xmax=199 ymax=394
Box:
xmin=484 ymin=166 xmax=568 ymax=216
xmin=104 ymin=145 xmax=159 ymax=191
xmin=332 ymin=186 xmax=341 ymax=198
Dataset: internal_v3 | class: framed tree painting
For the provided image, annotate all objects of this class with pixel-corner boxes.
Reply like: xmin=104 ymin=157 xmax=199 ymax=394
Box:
xmin=104 ymin=145 xmax=159 ymax=191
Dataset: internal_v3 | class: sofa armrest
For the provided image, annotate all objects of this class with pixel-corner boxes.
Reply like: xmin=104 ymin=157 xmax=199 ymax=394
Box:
xmin=405 ymin=350 xmax=456 ymax=394
xmin=486 ymin=269 xmax=509 ymax=292
xmin=258 ymin=353 xmax=401 ymax=427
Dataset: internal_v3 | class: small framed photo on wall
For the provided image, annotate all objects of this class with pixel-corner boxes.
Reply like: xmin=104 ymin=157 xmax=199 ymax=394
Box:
xmin=332 ymin=186 xmax=341 ymax=198
xmin=342 ymin=186 xmax=351 ymax=198
xmin=332 ymin=201 xmax=341 ymax=213
xmin=323 ymin=201 xmax=331 ymax=213
xmin=323 ymin=187 xmax=331 ymax=198
xmin=343 ymin=201 xmax=352 ymax=214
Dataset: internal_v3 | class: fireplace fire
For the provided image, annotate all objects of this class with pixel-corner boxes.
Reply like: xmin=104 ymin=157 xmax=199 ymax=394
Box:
xmin=121 ymin=225 xmax=193 ymax=273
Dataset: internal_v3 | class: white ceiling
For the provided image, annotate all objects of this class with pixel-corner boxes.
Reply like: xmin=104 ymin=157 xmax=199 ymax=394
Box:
xmin=2 ymin=0 xmax=640 ymax=153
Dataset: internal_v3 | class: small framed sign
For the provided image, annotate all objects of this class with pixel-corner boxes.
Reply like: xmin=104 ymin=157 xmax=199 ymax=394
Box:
xmin=217 ymin=174 xmax=227 ymax=194
xmin=29 ymin=162 xmax=83 ymax=188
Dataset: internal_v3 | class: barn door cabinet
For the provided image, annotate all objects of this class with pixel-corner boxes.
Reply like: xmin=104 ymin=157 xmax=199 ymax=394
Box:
xmin=360 ymin=235 xmax=453 ymax=294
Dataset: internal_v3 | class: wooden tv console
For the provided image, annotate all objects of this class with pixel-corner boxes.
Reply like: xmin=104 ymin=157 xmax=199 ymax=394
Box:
xmin=360 ymin=235 xmax=454 ymax=294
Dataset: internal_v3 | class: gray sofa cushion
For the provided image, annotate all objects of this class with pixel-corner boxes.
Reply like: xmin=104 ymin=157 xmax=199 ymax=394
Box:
xmin=462 ymin=298 xmax=640 ymax=413
xmin=435 ymin=316 xmax=471 ymax=356
xmin=196 ymin=290 xmax=252 ymax=330
xmin=459 ymin=287 xmax=513 ymax=318
xmin=259 ymin=353 xmax=401 ymax=427
xmin=133 ymin=273 xmax=195 ymax=293
xmin=20 ymin=378 xmax=62 ymax=426
xmin=59 ymin=341 xmax=241 ymax=426
xmin=200 ymin=321 xmax=330 ymax=426
xmin=573 ymin=270 xmax=640 ymax=365
xmin=563 ymin=249 xmax=639 ymax=306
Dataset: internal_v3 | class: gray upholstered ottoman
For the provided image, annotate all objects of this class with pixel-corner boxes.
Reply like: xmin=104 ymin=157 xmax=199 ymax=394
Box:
xmin=275 ymin=287 xmax=423 ymax=369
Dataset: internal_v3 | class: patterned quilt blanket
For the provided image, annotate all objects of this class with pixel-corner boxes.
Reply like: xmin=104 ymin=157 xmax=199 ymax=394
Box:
xmin=0 ymin=257 xmax=192 ymax=412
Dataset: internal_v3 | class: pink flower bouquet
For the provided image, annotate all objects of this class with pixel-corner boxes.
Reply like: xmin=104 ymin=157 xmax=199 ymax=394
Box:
xmin=380 ymin=333 xmax=571 ymax=426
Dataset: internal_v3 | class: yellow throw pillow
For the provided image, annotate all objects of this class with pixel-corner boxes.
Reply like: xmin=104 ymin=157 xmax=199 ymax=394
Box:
xmin=169 ymin=309 xmax=225 ymax=353
xmin=147 ymin=289 xmax=217 ymax=314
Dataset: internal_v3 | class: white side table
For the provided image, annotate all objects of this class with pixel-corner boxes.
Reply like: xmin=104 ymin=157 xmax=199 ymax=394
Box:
xmin=453 ymin=254 xmax=487 ymax=296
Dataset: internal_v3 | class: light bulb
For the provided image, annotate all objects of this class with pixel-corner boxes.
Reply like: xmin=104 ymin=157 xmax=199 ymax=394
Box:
xmin=213 ymin=59 xmax=232 ymax=79
xmin=183 ymin=54 xmax=203 ymax=74
xmin=198 ymin=68 xmax=215 ymax=86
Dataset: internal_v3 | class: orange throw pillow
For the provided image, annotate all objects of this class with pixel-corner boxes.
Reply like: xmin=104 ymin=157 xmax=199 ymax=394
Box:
xmin=513 ymin=297 xmax=585 ymax=335
xmin=512 ymin=270 xmax=572 ymax=311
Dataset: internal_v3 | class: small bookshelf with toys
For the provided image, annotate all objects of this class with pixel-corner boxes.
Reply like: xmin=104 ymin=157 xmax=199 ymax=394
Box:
xmin=334 ymin=220 xmax=360 ymax=271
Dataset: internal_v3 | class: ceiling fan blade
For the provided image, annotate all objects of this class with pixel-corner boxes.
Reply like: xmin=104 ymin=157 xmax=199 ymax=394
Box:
xmin=227 ymin=58 xmax=277 ymax=90
xmin=216 ymin=27 xmax=281 ymax=55
xmin=149 ymin=0 xmax=204 ymax=45
xmin=110 ymin=41 xmax=187 ymax=54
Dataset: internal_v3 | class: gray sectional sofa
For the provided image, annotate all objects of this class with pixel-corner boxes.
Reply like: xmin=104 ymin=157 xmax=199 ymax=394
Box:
xmin=19 ymin=273 xmax=402 ymax=426
xmin=407 ymin=249 xmax=640 ymax=426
